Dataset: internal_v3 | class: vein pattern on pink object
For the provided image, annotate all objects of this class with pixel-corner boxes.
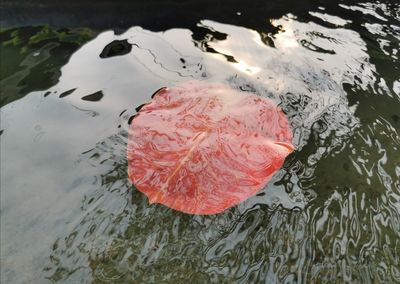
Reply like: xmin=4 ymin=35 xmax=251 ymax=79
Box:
xmin=128 ymin=81 xmax=294 ymax=214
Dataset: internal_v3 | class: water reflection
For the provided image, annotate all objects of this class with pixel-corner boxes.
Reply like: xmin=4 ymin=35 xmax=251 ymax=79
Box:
xmin=1 ymin=1 xmax=400 ymax=283
xmin=0 ymin=26 xmax=95 ymax=107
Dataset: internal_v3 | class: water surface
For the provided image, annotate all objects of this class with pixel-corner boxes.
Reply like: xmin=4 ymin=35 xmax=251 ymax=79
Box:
xmin=1 ymin=1 xmax=399 ymax=283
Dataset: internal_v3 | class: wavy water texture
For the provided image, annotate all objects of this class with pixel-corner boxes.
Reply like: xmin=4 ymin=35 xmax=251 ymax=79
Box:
xmin=1 ymin=1 xmax=400 ymax=283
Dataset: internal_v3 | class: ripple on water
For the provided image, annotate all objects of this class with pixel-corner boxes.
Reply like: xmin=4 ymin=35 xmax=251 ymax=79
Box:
xmin=1 ymin=2 xmax=400 ymax=283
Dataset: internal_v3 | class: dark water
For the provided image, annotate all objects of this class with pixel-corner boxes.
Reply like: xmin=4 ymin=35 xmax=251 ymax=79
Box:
xmin=1 ymin=1 xmax=399 ymax=283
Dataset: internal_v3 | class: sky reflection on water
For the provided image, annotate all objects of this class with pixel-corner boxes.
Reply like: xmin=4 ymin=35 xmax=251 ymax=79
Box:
xmin=1 ymin=1 xmax=399 ymax=283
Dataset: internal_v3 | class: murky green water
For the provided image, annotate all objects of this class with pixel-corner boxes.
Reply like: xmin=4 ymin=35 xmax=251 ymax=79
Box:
xmin=1 ymin=1 xmax=399 ymax=283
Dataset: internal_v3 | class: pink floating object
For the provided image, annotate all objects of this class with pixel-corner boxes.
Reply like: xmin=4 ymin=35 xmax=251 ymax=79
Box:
xmin=127 ymin=81 xmax=294 ymax=215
